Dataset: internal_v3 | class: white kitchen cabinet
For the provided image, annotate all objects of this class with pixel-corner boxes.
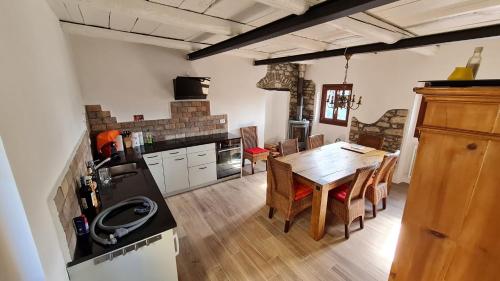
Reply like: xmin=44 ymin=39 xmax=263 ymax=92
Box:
xmin=144 ymin=153 xmax=166 ymax=195
xmin=188 ymin=162 xmax=217 ymax=187
xmin=161 ymin=148 xmax=187 ymax=158
xmin=143 ymin=152 xmax=162 ymax=165
xmin=186 ymin=143 xmax=215 ymax=154
xmin=187 ymin=150 xmax=216 ymax=168
xmin=148 ymin=162 xmax=166 ymax=195
xmin=67 ymin=230 xmax=179 ymax=281
xmin=146 ymin=143 xmax=218 ymax=196
xmin=163 ymin=155 xmax=189 ymax=194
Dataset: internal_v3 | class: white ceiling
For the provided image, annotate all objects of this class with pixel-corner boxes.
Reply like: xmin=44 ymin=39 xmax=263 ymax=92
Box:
xmin=47 ymin=0 xmax=500 ymax=60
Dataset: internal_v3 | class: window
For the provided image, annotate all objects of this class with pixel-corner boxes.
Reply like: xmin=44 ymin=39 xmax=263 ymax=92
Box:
xmin=319 ymin=84 xmax=352 ymax=127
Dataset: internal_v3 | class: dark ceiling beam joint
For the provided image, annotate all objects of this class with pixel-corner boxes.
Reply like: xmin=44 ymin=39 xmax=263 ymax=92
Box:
xmin=187 ymin=0 xmax=400 ymax=60
xmin=253 ymin=24 xmax=500 ymax=65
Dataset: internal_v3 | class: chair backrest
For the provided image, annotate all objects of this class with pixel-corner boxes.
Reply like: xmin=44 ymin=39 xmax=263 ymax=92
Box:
xmin=346 ymin=164 xmax=378 ymax=206
xmin=373 ymin=152 xmax=399 ymax=186
xmin=358 ymin=133 xmax=384 ymax=150
xmin=307 ymin=134 xmax=324 ymax=150
xmin=267 ymin=156 xmax=294 ymax=201
xmin=240 ymin=126 xmax=258 ymax=150
xmin=279 ymin=138 xmax=299 ymax=156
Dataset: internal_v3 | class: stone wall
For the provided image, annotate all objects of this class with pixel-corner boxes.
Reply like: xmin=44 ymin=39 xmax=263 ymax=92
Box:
xmin=53 ymin=132 xmax=93 ymax=257
xmin=256 ymin=63 xmax=316 ymax=122
xmin=85 ymin=101 xmax=228 ymax=141
xmin=349 ymin=109 xmax=408 ymax=152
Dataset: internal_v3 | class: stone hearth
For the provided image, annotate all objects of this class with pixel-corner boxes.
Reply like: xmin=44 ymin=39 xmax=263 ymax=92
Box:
xmin=256 ymin=63 xmax=316 ymax=122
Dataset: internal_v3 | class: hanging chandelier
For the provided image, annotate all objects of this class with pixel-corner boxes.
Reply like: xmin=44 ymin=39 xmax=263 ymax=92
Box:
xmin=327 ymin=53 xmax=362 ymax=111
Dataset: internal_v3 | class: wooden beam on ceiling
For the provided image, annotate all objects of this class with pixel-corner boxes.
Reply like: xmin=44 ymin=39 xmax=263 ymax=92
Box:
xmin=187 ymin=0 xmax=400 ymax=60
xmin=60 ymin=21 xmax=270 ymax=60
xmin=64 ymin=0 xmax=249 ymax=36
xmin=253 ymin=23 xmax=500 ymax=65
xmin=253 ymin=0 xmax=310 ymax=15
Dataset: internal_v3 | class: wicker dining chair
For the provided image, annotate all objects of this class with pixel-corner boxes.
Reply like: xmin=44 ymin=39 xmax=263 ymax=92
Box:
xmin=241 ymin=126 xmax=269 ymax=174
xmin=307 ymin=134 xmax=324 ymax=150
xmin=329 ymin=164 xmax=378 ymax=239
xmin=357 ymin=133 xmax=385 ymax=150
xmin=387 ymin=150 xmax=401 ymax=193
xmin=267 ymin=156 xmax=313 ymax=233
xmin=279 ymin=138 xmax=299 ymax=156
xmin=366 ymin=151 xmax=400 ymax=217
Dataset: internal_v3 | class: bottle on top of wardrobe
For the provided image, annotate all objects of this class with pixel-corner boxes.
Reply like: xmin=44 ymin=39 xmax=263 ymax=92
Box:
xmin=466 ymin=47 xmax=483 ymax=79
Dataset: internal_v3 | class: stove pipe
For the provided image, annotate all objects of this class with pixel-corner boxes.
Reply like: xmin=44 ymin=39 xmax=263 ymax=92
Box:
xmin=296 ymin=65 xmax=306 ymax=121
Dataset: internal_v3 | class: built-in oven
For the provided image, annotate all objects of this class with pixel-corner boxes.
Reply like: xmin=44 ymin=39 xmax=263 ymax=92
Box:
xmin=216 ymin=139 xmax=242 ymax=179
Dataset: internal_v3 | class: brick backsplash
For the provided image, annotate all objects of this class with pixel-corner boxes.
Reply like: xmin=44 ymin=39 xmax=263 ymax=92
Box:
xmin=53 ymin=132 xmax=93 ymax=257
xmin=85 ymin=101 xmax=228 ymax=140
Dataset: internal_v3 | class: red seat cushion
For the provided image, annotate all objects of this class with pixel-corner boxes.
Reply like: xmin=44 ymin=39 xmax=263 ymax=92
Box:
xmin=244 ymin=147 xmax=269 ymax=155
xmin=294 ymin=183 xmax=313 ymax=201
xmin=328 ymin=183 xmax=350 ymax=203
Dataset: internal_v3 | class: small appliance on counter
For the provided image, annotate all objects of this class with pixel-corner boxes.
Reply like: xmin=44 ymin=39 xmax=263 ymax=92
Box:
xmin=96 ymin=130 xmax=120 ymax=158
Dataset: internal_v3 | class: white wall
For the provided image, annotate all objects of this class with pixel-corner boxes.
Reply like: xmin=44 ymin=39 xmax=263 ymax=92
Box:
xmin=0 ymin=0 xmax=86 ymax=280
xmin=68 ymin=35 xmax=269 ymax=146
xmin=0 ymin=137 xmax=45 ymax=281
xmin=264 ymin=91 xmax=290 ymax=143
xmin=306 ymin=37 xmax=500 ymax=182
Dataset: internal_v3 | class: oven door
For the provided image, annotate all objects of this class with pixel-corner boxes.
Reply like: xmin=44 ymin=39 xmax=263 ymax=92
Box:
xmin=216 ymin=147 xmax=241 ymax=179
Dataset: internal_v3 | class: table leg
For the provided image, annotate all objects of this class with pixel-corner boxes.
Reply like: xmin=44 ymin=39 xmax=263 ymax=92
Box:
xmin=310 ymin=184 xmax=329 ymax=240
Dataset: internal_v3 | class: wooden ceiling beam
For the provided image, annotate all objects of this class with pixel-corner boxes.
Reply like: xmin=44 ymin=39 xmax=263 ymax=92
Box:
xmin=64 ymin=0 xmax=250 ymax=36
xmin=187 ymin=0 xmax=400 ymax=60
xmin=253 ymin=23 xmax=500 ymax=65
xmin=253 ymin=0 xmax=309 ymax=15
xmin=60 ymin=21 xmax=270 ymax=59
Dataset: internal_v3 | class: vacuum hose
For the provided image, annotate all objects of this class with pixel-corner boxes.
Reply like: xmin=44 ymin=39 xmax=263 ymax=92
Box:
xmin=90 ymin=196 xmax=158 ymax=245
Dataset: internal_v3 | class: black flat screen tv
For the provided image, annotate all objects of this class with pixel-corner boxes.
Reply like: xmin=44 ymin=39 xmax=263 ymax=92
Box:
xmin=173 ymin=76 xmax=210 ymax=100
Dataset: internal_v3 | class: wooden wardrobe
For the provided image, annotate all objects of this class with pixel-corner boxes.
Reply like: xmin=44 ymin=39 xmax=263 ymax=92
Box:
xmin=389 ymin=86 xmax=500 ymax=281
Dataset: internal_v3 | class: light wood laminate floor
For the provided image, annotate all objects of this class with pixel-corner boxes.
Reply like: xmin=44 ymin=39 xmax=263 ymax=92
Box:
xmin=166 ymin=171 xmax=408 ymax=281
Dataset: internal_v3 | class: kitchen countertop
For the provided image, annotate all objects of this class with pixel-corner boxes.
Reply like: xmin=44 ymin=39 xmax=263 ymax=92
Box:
xmin=67 ymin=159 xmax=177 ymax=267
xmin=68 ymin=132 xmax=240 ymax=267
xmin=110 ymin=132 xmax=241 ymax=165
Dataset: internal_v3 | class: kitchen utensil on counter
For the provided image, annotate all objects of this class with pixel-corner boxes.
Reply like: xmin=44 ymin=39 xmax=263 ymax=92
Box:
xmin=122 ymin=130 xmax=132 ymax=148
xmin=138 ymin=131 xmax=144 ymax=145
xmin=131 ymin=132 xmax=141 ymax=148
xmin=115 ymin=135 xmax=124 ymax=152
xmin=98 ymin=167 xmax=111 ymax=186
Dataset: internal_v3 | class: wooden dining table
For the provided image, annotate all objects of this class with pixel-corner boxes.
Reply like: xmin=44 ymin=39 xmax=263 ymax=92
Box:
xmin=276 ymin=141 xmax=387 ymax=240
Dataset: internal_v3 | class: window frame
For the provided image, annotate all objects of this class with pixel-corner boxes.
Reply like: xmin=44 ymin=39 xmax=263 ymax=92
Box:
xmin=319 ymin=84 xmax=353 ymax=127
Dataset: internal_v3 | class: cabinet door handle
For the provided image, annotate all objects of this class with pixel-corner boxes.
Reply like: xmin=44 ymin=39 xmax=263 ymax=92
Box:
xmin=197 ymin=153 xmax=207 ymax=157
xmin=428 ymin=229 xmax=447 ymax=239
xmin=146 ymin=155 xmax=158 ymax=158
xmin=174 ymin=158 xmax=185 ymax=161
xmin=199 ymin=166 xmax=207 ymax=170
xmin=169 ymin=151 xmax=180 ymax=155
xmin=173 ymin=232 xmax=179 ymax=256
xmin=149 ymin=163 xmax=160 ymax=166
xmin=467 ymin=143 xmax=477 ymax=150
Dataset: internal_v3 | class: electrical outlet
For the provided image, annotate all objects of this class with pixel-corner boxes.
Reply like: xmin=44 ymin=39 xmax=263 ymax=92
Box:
xmin=219 ymin=119 xmax=226 ymax=124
